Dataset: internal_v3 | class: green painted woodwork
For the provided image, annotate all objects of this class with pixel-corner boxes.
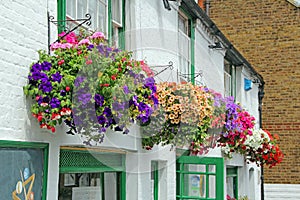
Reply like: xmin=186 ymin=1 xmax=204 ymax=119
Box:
xmin=59 ymin=149 xmax=124 ymax=173
xmin=152 ymin=161 xmax=159 ymax=200
xmin=57 ymin=0 xmax=66 ymax=33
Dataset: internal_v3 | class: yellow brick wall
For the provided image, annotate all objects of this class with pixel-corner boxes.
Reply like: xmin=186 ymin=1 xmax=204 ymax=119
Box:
xmin=209 ymin=0 xmax=300 ymax=183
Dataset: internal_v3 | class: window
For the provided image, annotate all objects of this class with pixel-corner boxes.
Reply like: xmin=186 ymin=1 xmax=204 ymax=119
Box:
xmin=178 ymin=10 xmax=195 ymax=83
xmin=58 ymin=0 xmax=125 ymax=48
xmin=0 ymin=141 xmax=48 ymax=200
xmin=66 ymin=0 xmax=107 ymax=34
xmin=111 ymin=0 xmax=124 ymax=47
xmin=224 ymin=60 xmax=232 ymax=97
xmin=226 ymin=167 xmax=238 ymax=200
xmin=176 ymin=156 xmax=224 ymax=200
xmin=58 ymin=147 xmax=126 ymax=200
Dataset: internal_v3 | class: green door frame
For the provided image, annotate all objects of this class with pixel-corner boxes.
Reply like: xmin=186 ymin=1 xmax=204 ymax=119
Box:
xmin=176 ymin=156 xmax=224 ymax=200
xmin=0 ymin=140 xmax=49 ymax=200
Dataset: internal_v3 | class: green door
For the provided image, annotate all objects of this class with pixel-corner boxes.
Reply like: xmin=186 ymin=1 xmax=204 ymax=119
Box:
xmin=176 ymin=156 xmax=224 ymax=200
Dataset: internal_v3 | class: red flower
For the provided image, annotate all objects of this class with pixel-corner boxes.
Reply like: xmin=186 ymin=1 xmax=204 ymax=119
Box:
xmin=58 ymin=60 xmax=65 ymax=65
xmin=37 ymin=115 xmax=43 ymax=122
xmin=51 ymin=127 xmax=56 ymax=133
xmin=111 ymin=75 xmax=117 ymax=80
xmin=86 ymin=59 xmax=92 ymax=65
xmin=66 ymin=86 xmax=70 ymax=92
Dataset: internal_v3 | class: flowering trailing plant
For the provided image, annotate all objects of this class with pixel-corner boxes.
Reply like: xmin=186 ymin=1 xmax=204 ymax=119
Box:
xmin=24 ymin=31 xmax=158 ymax=144
xmin=72 ymin=46 xmax=158 ymax=144
xmin=244 ymin=129 xmax=284 ymax=168
xmin=217 ymin=97 xmax=284 ymax=167
xmin=141 ymin=82 xmax=214 ymax=152
xmin=217 ymin=97 xmax=256 ymax=158
xmin=23 ymin=31 xmax=103 ymax=133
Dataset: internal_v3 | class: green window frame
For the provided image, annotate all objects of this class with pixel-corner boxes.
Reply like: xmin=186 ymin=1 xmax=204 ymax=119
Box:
xmin=176 ymin=156 xmax=224 ymax=200
xmin=58 ymin=147 xmax=126 ymax=200
xmin=57 ymin=0 xmax=126 ymax=49
xmin=178 ymin=7 xmax=195 ymax=84
xmin=226 ymin=167 xmax=238 ymax=199
xmin=0 ymin=140 xmax=49 ymax=200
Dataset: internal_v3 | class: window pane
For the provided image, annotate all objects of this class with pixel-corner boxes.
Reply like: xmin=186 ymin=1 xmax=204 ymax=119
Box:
xmin=89 ymin=0 xmax=98 ymax=30
xmin=209 ymin=175 xmax=216 ymax=198
xmin=178 ymin=14 xmax=187 ymax=34
xmin=183 ymin=174 xmax=206 ymax=197
xmin=104 ymin=173 xmax=117 ymax=200
xmin=58 ymin=172 xmax=119 ymax=200
xmin=98 ymin=2 xmax=107 ymax=33
xmin=208 ymin=165 xmax=216 ymax=173
xmin=0 ymin=148 xmax=45 ymax=199
xmin=226 ymin=176 xmax=236 ymax=199
xmin=185 ymin=164 xmax=206 ymax=173
xmin=67 ymin=0 xmax=76 ymax=18
xmin=77 ymin=0 xmax=87 ymax=18
xmin=112 ymin=0 xmax=122 ymax=25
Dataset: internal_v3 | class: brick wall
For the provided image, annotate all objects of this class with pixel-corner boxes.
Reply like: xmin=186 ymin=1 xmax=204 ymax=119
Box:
xmin=209 ymin=0 xmax=300 ymax=183
xmin=0 ymin=0 xmax=53 ymax=139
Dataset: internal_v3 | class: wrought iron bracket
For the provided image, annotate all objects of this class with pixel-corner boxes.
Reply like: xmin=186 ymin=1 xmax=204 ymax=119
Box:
xmin=47 ymin=12 xmax=92 ymax=54
xmin=178 ymin=71 xmax=203 ymax=81
xmin=151 ymin=61 xmax=174 ymax=77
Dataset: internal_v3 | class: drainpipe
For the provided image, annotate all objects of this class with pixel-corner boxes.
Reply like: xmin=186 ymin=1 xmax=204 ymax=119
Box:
xmin=258 ymin=83 xmax=265 ymax=200
xmin=205 ymin=0 xmax=210 ymax=16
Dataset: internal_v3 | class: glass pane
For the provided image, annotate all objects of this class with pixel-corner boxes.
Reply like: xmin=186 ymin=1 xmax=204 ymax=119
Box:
xmin=98 ymin=2 xmax=107 ymax=33
xmin=59 ymin=173 xmax=103 ymax=199
xmin=77 ymin=0 xmax=87 ymax=18
xmin=208 ymin=165 xmax=216 ymax=173
xmin=89 ymin=0 xmax=98 ymax=30
xmin=112 ymin=0 xmax=122 ymax=24
xmin=185 ymin=164 xmax=205 ymax=173
xmin=183 ymin=174 xmax=206 ymax=197
xmin=226 ymin=176 xmax=236 ymax=199
xmin=0 ymin=148 xmax=45 ymax=199
xmin=209 ymin=175 xmax=216 ymax=198
xmin=104 ymin=173 xmax=117 ymax=200
xmin=67 ymin=0 xmax=76 ymax=18
xmin=178 ymin=14 xmax=187 ymax=34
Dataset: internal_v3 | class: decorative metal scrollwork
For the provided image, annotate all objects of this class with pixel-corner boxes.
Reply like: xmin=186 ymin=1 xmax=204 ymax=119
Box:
xmin=48 ymin=12 xmax=92 ymax=53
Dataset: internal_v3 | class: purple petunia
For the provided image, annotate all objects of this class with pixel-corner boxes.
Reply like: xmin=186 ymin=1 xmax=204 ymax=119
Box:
xmin=60 ymin=89 xmax=66 ymax=96
xmin=31 ymin=63 xmax=42 ymax=72
xmin=97 ymin=115 xmax=106 ymax=125
xmin=41 ymin=61 xmax=52 ymax=71
xmin=38 ymin=96 xmax=50 ymax=105
xmin=94 ymin=94 xmax=104 ymax=106
xmin=103 ymin=107 xmax=112 ymax=117
xmin=39 ymin=81 xmax=52 ymax=93
xmin=78 ymin=93 xmax=92 ymax=105
xmin=74 ymin=76 xmax=86 ymax=87
xmin=51 ymin=72 xmax=62 ymax=83
xmin=123 ymin=85 xmax=130 ymax=94
xmin=50 ymin=97 xmax=60 ymax=108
